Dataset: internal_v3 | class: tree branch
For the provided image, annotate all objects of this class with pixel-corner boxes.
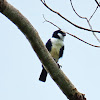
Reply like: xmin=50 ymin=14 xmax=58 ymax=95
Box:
xmin=89 ymin=5 xmax=99 ymax=21
xmin=0 ymin=0 xmax=86 ymax=99
xmin=70 ymin=0 xmax=100 ymax=43
xmin=95 ymin=0 xmax=100 ymax=7
xmin=43 ymin=14 xmax=61 ymax=29
xmin=40 ymin=0 xmax=100 ymax=33
xmin=66 ymin=32 xmax=100 ymax=48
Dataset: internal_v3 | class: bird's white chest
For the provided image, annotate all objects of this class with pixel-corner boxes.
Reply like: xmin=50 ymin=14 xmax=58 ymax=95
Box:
xmin=50 ymin=38 xmax=64 ymax=61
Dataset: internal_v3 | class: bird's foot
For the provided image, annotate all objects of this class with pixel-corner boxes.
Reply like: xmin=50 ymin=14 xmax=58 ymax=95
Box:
xmin=57 ymin=63 xmax=62 ymax=68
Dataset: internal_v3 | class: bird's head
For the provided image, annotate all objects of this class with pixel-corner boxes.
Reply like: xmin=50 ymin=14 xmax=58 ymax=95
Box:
xmin=52 ymin=30 xmax=66 ymax=41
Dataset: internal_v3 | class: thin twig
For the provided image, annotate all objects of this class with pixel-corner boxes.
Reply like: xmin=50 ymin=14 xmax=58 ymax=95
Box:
xmin=43 ymin=17 xmax=100 ymax=48
xmin=70 ymin=0 xmax=100 ymax=43
xmin=43 ymin=14 xmax=61 ymax=30
xmin=70 ymin=0 xmax=86 ymax=19
xmin=66 ymin=32 xmax=100 ymax=48
xmin=88 ymin=5 xmax=100 ymax=43
xmin=40 ymin=0 xmax=100 ymax=33
xmin=89 ymin=6 xmax=99 ymax=21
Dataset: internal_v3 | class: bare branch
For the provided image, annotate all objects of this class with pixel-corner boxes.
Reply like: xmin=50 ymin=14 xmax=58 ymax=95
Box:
xmin=70 ymin=0 xmax=86 ymax=20
xmin=40 ymin=0 xmax=100 ymax=33
xmin=88 ymin=5 xmax=100 ymax=43
xmin=95 ymin=0 xmax=100 ymax=7
xmin=66 ymin=32 xmax=100 ymax=48
xmin=88 ymin=4 xmax=100 ymax=42
xmin=70 ymin=0 xmax=100 ymax=43
xmin=43 ymin=14 xmax=61 ymax=29
xmin=89 ymin=6 xmax=99 ymax=21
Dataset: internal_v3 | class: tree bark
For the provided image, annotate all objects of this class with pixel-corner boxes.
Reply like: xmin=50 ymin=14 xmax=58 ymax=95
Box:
xmin=0 ymin=0 xmax=86 ymax=99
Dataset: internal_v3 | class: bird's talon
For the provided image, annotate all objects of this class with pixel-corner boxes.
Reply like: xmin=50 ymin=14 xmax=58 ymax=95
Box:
xmin=57 ymin=63 xmax=62 ymax=68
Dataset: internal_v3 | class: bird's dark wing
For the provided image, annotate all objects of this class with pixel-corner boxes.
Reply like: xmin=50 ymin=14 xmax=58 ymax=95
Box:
xmin=39 ymin=66 xmax=47 ymax=82
xmin=59 ymin=46 xmax=64 ymax=58
xmin=45 ymin=39 xmax=52 ymax=52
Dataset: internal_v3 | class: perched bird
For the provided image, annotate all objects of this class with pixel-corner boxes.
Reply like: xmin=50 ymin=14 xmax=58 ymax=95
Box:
xmin=39 ymin=30 xmax=66 ymax=82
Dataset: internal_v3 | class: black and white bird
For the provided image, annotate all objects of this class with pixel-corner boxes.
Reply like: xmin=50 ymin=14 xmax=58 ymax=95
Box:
xmin=39 ymin=30 xmax=66 ymax=82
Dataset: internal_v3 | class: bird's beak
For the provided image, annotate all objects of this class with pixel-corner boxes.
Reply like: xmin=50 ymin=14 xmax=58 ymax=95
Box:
xmin=63 ymin=33 xmax=66 ymax=36
xmin=61 ymin=30 xmax=66 ymax=36
xmin=62 ymin=32 xmax=66 ymax=36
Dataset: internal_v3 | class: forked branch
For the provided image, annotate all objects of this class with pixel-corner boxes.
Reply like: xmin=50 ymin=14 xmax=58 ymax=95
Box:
xmin=70 ymin=0 xmax=100 ymax=43
xmin=41 ymin=0 xmax=100 ymax=33
xmin=43 ymin=14 xmax=61 ymax=29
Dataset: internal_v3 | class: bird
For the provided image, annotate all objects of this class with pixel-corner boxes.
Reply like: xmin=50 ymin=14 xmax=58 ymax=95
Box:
xmin=39 ymin=30 xmax=66 ymax=82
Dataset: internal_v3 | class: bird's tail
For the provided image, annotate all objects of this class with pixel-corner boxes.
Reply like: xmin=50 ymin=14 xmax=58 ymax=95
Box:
xmin=39 ymin=67 xmax=47 ymax=82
